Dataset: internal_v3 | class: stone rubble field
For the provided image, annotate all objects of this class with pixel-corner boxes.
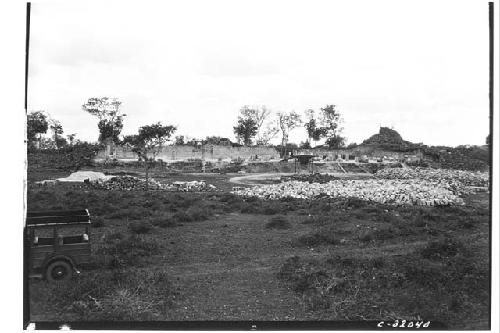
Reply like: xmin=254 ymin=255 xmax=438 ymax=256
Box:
xmin=90 ymin=175 xmax=218 ymax=192
xmin=375 ymin=167 xmax=489 ymax=195
xmin=232 ymin=168 xmax=489 ymax=206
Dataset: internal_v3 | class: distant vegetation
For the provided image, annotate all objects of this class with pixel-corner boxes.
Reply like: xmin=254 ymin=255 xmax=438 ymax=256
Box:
xmin=27 ymin=99 xmax=490 ymax=172
xmin=27 ymin=142 xmax=103 ymax=171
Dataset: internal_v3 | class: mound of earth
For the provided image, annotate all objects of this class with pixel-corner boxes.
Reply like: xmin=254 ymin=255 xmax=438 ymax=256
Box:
xmin=56 ymin=171 xmax=113 ymax=182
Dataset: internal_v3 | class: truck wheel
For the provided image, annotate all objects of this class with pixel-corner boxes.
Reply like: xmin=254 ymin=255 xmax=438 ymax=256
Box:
xmin=46 ymin=261 xmax=73 ymax=282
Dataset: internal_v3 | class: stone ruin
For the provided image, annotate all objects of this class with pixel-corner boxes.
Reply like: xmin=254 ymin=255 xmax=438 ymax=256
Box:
xmin=95 ymin=127 xmax=423 ymax=166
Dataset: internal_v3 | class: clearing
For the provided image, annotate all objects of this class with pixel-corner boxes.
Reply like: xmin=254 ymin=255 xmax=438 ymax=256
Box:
xmin=28 ymin=168 xmax=490 ymax=328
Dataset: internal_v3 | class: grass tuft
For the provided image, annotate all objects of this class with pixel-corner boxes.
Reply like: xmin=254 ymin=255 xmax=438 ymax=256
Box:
xmin=265 ymin=215 xmax=291 ymax=229
xmin=296 ymin=231 xmax=338 ymax=247
xmin=128 ymin=221 xmax=153 ymax=234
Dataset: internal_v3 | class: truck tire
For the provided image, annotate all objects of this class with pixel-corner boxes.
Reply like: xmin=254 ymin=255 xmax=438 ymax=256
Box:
xmin=46 ymin=260 xmax=73 ymax=282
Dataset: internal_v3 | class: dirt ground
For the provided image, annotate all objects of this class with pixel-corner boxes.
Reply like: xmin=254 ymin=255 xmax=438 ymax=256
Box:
xmin=27 ymin=168 xmax=491 ymax=328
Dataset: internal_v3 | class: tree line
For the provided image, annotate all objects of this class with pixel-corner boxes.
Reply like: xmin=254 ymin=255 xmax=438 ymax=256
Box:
xmin=27 ymin=97 xmax=346 ymax=151
xmin=233 ymin=104 xmax=345 ymax=148
xmin=27 ymin=97 xmax=493 ymax=153
xmin=26 ymin=97 xmax=491 ymax=180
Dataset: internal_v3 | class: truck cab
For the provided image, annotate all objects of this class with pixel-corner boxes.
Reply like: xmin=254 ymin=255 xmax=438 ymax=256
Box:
xmin=26 ymin=209 xmax=91 ymax=282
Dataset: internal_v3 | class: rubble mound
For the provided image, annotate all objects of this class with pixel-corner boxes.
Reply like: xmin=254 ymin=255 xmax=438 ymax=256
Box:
xmin=363 ymin=127 xmax=404 ymax=145
xmin=90 ymin=175 xmax=217 ymax=192
xmin=233 ymin=167 xmax=488 ymax=206
xmin=232 ymin=179 xmax=465 ymax=206
xmin=91 ymin=176 xmax=168 ymax=190
xmin=171 ymin=180 xmax=217 ymax=192
xmin=375 ymin=167 xmax=489 ymax=195
xmin=361 ymin=127 xmax=418 ymax=151
xmin=280 ymin=173 xmax=339 ymax=184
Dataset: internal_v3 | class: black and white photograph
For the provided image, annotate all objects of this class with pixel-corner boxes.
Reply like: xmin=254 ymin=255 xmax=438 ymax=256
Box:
xmin=16 ymin=0 xmax=498 ymax=330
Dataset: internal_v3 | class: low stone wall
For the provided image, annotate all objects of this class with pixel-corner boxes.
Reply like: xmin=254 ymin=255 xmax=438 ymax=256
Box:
xmin=96 ymin=144 xmax=281 ymax=162
xmin=95 ymin=144 xmax=422 ymax=164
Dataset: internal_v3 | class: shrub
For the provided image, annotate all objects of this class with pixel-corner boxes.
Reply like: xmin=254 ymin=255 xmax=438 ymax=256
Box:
xmin=106 ymin=208 xmax=151 ymax=220
xmin=97 ymin=235 xmax=161 ymax=267
xmin=240 ymin=202 xmax=261 ymax=214
xmin=301 ymin=214 xmax=330 ymax=225
xmin=129 ymin=221 xmax=153 ymax=234
xmin=43 ymin=270 xmax=117 ymax=310
xmin=413 ymin=210 xmax=441 ymax=225
xmin=171 ymin=195 xmax=198 ymax=208
xmin=421 ymin=238 xmax=465 ymax=260
xmin=265 ymin=215 xmax=291 ymax=229
xmin=91 ymin=217 xmax=105 ymax=228
xmin=370 ymin=257 xmax=386 ymax=269
xmin=277 ymin=256 xmax=346 ymax=300
xmin=358 ymin=230 xmax=374 ymax=242
xmin=327 ymin=257 xmax=355 ymax=267
xmin=262 ymin=205 xmax=280 ymax=215
xmin=458 ymin=217 xmax=475 ymax=229
xmin=96 ymin=270 xmax=175 ymax=320
xmin=297 ymin=231 xmax=338 ymax=247
xmin=33 ymin=269 xmax=177 ymax=321
xmin=401 ymin=260 xmax=449 ymax=288
xmin=106 ymin=232 xmax=124 ymax=241
xmin=245 ymin=196 xmax=259 ymax=203
xmin=172 ymin=211 xmax=193 ymax=222
xmin=159 ymin=219 xmax=182 ymax=228
xmin=373 ymin=226 xmax=396 ymax=240
xmin=116 ymin=235 xmax=159 ymax=255
xmin=149 ymin=216 xmax=181 ymax=228
xmin=218 ymin=193 xmax=242 ymax=204
xmin=345 ymin=197 xmax=366 ymax=209
xmin=186 ymin=206 xmax=211 ymax=221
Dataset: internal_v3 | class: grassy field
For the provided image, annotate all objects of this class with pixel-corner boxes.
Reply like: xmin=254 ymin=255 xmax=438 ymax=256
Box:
xmin=27 ymin=169 xmax=490 ymax=328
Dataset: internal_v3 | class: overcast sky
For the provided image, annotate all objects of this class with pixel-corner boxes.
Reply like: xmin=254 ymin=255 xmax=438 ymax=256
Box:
xmin=28 ymin=0 xmax=490 ymax=146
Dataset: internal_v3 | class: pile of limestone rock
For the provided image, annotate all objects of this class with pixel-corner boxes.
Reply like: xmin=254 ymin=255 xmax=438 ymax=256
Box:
xmin=91 ymin=176 xmax=168 ymax=191
xmin=375 ymin=167 xmax=489 ymax=195
xmin=91 ymin=176 xmax=217 ymax=192
xmin=280 ymin=173 xmax=338 ymax=184
xmin=170 ymin=180 xmax=217 ymax=192
xmin=231 ymin=179 xmax=465 ymax=206
xmin=232 ymin=166 xmax=490 ymax=206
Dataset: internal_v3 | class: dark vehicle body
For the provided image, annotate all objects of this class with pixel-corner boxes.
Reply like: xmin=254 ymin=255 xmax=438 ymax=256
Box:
xmin=26 ymin=209 xmax=91 ymax=282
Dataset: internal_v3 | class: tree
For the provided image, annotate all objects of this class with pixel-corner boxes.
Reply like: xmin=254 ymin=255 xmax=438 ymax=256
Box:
xmin=299 ymin=140 xmax=311 ymax=149
xmin=123 ymin=122 xmax=176 ymax=191
xmin=277 ymin=111 xmax=302 ymax=159
xmin=325 ymin=134 xmax=346 ymax=149
xmin=204 ymin=136 xmax=219 ymax=145
xmin=346 ymin=142 xmax=358 ymax=149
xmin=239 ymin=105 xmax=272 ymax=145
xmin=27 ymin=111 xmax=48 ymax=148
xmin=319 ymin=104 xmax=343 ymax=145
xmin=66 ymin=134 xmax=77 ymax=146
xmin=304 ymin=109 xmax=327 ymax=147
xmin=97 ymin=117 xmax=123 ymax=143
xmin=256 ymin=123 xmax=279 ymax=145
xmin=233 ymin=117 xmax=258 ymax=146
xmin=175 ymin=135 xmax=185 ymax=145
xmin=49 ymin=119 xmax=67 ymax=149
xmin=82 ymin=97 xmax=125 ymax=144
